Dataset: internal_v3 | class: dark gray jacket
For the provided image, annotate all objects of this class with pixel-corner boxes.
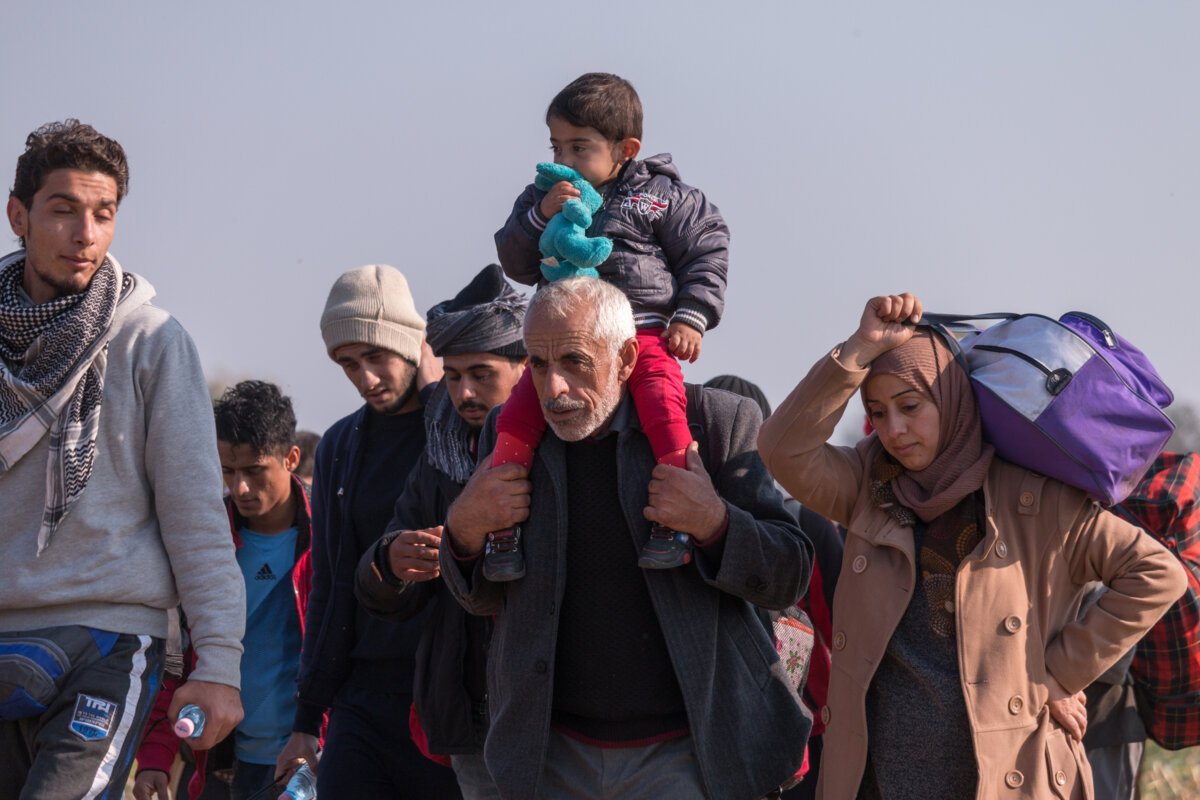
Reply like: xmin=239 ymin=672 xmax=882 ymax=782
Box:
xmin=440 ymin=388 xmax=813 ymax=800
xmin=494 ymin=154 xmax=730 ymax=333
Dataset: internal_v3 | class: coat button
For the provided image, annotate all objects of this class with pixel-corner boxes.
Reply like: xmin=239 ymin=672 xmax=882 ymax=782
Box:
xmin=1005 ymin=770 xmax=1024 ymax=788
xmin=535 ymin=660 xmax=547 ymax=674
xmin=744 ymin=575 xmax=766 ymax=590
xmin=1019 ymin=492 xmax=1034 ymax=507
xmin=820 ymin=706 xmax=831 ymax=725
xmin=995 ymin=541 xmax=1008 ymax=559
xmin=1008 ymin=695 xmax=1024 ymax=714
xmin=833 ymin=632 xmax=846 ymax=651
xmin=1005 ymin=615 xmax=1022 ymax=634
xmin=852 ymin=555 xmax=867 ymax=573
xmin=1055 ymin=770 xmax=1067 ymax=786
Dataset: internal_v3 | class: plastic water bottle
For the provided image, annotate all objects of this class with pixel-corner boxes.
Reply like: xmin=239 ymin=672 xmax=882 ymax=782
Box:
xmin=173 ymin=704 xmax=205 ymax=738
xmin=279 ymin=763 xmax=316 ymax=800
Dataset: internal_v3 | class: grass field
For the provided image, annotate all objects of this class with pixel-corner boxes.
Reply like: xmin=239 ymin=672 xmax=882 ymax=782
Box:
xmin=1141 ymin=742 xmax=1200 ymax=800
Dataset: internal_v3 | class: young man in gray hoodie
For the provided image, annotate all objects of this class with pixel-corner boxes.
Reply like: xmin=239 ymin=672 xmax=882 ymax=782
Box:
xmin=0 ymin=120 xmax=245 ymax=798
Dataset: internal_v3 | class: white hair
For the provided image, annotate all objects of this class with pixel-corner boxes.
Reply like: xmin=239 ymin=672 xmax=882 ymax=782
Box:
xmin=524 ymin=277 xmax=636 ymax=355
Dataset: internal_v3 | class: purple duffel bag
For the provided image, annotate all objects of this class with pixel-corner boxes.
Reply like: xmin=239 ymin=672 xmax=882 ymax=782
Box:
xmin=923 ymin=312 xmax=1175 ymax=506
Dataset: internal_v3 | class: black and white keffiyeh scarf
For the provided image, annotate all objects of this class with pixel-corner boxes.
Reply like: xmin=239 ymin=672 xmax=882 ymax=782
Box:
xmin=0 ymin=250 xmax=135 ymax=553
xmin=423 ymin=381 xmax=478 ymax=483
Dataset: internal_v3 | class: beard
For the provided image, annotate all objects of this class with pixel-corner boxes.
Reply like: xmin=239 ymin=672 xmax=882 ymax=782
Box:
xmin=543 ymin=383 xmax=623 ymax=442
xmin=455 ymin=399 xmax=491 ymax=430
xmin=374 ymin=374 xmax=418 ymax=415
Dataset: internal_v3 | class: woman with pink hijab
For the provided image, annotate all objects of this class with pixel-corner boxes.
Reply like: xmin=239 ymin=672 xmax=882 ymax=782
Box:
xmin=758 ymin=293 xmax=1186 ymax=800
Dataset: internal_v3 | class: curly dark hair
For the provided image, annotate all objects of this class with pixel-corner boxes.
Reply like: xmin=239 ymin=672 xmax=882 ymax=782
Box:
xmin=546 ymin=73 xmax=642 ymax=143
xmin=213 ymin=380 xmax=297 ymax=457
xmin=10 ymin=120 xmax=129 ymax=234
xmin=294 ymin=430 xmax=321 ymax=481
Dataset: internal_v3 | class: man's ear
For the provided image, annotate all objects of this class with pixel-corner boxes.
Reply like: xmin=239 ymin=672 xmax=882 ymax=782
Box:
xmin=283 ymin=445 xmax=302 ymax=472
xmin=616 ymin=336 xmax=639 ymax=383
xmin=7 ymin=196 xmax=28 ymax=238
xmin=617 ymin=137 xmax=641 ymax=163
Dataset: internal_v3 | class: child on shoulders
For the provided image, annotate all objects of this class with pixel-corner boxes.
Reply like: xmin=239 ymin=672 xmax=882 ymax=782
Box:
xmin=489 ymin=72 xmax=730 ymax=579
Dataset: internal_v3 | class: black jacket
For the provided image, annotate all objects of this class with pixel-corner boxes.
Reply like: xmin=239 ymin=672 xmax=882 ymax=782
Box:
xmin=495 ymin=154 xmax=730 ymax=332
xmin=354 ymin=417 xmax=491 ymax=754
xmin=293 ymin=401 xmax=429 ymax=735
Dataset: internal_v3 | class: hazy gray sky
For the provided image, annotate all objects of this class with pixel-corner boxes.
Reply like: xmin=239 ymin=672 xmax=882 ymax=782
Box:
xmin=4 ymin=2 xmax=1197 ymax=441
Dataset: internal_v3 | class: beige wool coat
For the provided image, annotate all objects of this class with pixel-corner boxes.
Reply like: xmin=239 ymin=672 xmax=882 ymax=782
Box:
xmin=758 ymin=352 xmax=1187 ymax=800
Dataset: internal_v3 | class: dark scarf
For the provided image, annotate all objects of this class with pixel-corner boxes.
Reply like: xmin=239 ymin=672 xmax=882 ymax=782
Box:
xmin=423 ymin=381 xmax=478 ymax=483
xmin=0 ymin=251 xmax=133 ymax=552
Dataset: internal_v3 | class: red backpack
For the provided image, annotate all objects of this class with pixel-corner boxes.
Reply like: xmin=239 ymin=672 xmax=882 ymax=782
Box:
xmin=1113 ymin=451 xmax=1200 ymax=749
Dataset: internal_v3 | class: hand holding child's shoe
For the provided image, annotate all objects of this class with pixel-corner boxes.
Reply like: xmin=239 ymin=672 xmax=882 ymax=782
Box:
xmin=446 ymin=460 xmax=531 ymax=557
xmin=644 ymin=443 xmax=726 ymax=543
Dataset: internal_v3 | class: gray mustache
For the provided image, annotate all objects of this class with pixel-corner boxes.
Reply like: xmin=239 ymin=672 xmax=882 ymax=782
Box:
xmin=544 ymin=397 xmax=586 ymax=413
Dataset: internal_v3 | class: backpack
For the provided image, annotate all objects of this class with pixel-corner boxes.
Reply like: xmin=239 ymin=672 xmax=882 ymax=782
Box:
xmin=923 ymin=311 xmax=1174 ymax=506
xmin=1112 ymin=451 xmax=1200 ymax=749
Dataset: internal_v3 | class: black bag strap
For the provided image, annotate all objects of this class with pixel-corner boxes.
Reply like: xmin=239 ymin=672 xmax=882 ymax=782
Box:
xmin=919 ymin=312 xmax=1020 ymax=325
xmin=911 ymin=315 xmax=978 ymax=376
xmin=683 ymin=383 xmax=708 ymax=468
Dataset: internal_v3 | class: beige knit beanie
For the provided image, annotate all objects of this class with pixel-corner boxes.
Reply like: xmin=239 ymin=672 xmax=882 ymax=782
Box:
xmin=320 ymin=264 xmax=425 ymax=362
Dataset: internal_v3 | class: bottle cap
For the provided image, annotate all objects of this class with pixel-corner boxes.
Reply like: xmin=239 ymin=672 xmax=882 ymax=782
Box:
xmin=174 ymin=717 xmax=196 ymax=737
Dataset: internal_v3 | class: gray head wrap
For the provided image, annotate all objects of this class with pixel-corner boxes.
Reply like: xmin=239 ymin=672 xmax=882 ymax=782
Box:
xmin=425 ymin=265 xmax=527 ymax=358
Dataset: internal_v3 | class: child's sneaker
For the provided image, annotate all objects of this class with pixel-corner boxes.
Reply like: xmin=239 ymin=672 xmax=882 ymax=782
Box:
xmin=482 ymin=526 xmax=525 ymax=581
xmin=637 ymin=523 xmax=692 ymax=569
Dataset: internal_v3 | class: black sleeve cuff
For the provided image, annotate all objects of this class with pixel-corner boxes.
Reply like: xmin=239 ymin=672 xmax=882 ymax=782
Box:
xmin=374 ymin=531 xmax=409 ymax=588
xmin=293 ymin=701 xmax=325 ymax=736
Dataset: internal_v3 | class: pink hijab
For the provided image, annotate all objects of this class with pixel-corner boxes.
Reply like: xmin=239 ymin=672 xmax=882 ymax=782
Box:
xmin=864 ymin=329 xmax=995 ymax=522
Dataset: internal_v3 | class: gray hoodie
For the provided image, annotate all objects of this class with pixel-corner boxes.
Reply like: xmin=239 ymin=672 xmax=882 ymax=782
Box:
xmin=0 ymin=265 xmax=245 ymax=689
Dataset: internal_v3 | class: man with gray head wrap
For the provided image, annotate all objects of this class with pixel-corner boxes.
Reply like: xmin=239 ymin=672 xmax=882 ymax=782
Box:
xmin=356 ymin=264 xmax=528 ymax=799
xmin=422 ymin=265 xmax=529 ymax=481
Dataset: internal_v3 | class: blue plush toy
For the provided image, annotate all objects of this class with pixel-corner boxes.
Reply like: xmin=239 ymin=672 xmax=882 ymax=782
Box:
xmin=534 ymin=162 xmax=613 ymax=282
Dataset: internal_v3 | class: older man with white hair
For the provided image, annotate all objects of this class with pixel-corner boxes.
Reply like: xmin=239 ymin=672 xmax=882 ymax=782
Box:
xmin=440 ymin=277 xmax=813 ymax=800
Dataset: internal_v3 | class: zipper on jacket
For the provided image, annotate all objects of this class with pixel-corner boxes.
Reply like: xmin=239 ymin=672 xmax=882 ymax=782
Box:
xmin=972 ymin=344 xmax=1074 ymax=396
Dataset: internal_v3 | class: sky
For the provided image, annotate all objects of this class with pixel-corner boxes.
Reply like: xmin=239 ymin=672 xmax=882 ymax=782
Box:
xmin=3 ymin=2 xmax=1197 ymax=443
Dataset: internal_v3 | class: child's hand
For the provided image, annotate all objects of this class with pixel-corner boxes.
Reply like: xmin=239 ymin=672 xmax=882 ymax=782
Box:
xmin=539 ymin=181 xmax=581 ymax=219
xmin=663 ymin=322 xmax=703 ymax=363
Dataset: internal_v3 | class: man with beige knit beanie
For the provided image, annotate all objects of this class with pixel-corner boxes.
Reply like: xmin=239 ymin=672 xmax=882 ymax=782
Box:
xmin=275 ymin=265 xmax=461 ymax=797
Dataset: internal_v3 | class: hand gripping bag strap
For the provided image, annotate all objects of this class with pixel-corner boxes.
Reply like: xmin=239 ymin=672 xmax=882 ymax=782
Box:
xmin=1113 ymin=451 xmax=1200 ymax=749
xmin=919 ymin=311 xmax=1174 ymax=505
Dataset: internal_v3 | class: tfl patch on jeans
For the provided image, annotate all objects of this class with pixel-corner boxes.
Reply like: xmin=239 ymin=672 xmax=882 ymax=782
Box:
xmin=70 ymin=694 xmax=118 ymax=741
